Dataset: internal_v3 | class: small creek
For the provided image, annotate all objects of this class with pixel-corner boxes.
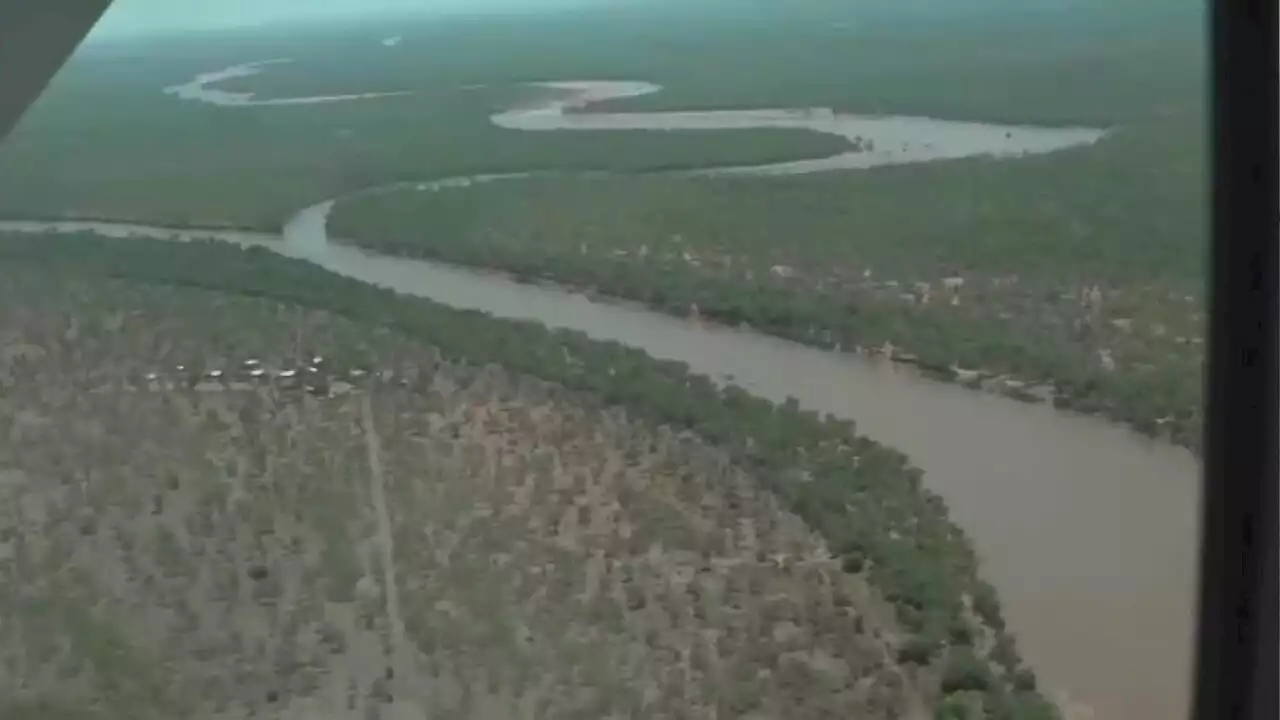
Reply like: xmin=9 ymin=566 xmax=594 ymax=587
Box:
xmin=0 ymin=62 xmax=1197 ymax=720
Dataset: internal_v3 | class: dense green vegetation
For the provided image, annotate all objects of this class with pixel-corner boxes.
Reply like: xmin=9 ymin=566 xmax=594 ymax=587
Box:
xmin=0 ymin=3 xmax=1203 ymax=710
xmin=5 ymin=268 xmax=967 ymax=718
xmin=0 ymin=230 xmax=1057 ymax=718
xmin=0 ymin=1 xmax=1201 ymax=228
xmin=330 ymin=107 xmax=1206 ymax=449
xmin=0 ymin=13 xmax=854 ymax=228
xmin=213 ymin=4 xmax=1201 ymax=125
xmin=0 ymin=0 xmax=1203 ymax=450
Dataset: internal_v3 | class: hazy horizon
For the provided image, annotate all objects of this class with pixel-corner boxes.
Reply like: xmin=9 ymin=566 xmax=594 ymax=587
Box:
xmin=87 ymin=0 xmax=633 ymax=41
xmin=85 ymin=0 xmax=1182 ymax=45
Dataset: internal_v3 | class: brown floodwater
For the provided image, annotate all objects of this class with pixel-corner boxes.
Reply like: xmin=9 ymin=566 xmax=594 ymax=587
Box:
xmin=0 ymin=211 xmax=1200 ymax=720
xmin=492 ymin=80 xmax=1108 ymax=173
xmin=0 ymin=61 xmax=1189 ymax=720
xmin=163 ymin=63 xmax=1109 ymax=170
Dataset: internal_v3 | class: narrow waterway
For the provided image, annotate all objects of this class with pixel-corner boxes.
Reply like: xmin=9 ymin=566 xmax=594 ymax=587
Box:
xmin=0 ymin=61 xmax=1195 ymax=720
xmin=0 ymin=212 xmax=1201 ymax=720
xmin=163 ymin=61 xmax=1108 ymax=172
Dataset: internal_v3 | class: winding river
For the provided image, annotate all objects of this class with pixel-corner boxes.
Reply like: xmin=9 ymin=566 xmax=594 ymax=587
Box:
xmin=3 ymin=62 xmax=1198 ymax=720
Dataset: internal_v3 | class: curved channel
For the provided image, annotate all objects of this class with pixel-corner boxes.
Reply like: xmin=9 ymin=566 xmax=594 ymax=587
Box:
xmin=0 ymin=63 xmax=1194 ymax=720
xmin=295 ymin=202 xmax=1204 ymax=720
xmin=163 ymin=60 xmax=1109 ymax=173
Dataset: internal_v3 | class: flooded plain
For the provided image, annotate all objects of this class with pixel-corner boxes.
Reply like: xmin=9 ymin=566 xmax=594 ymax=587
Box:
xmin=162 ymin=60 xmax=414 ymax=106
xmin=165 ymin=61 xmax=1108 ymax=171
xmin=0 ymin=207 xmax=1200 ymax=720
xmin=494 ymin=79 xmax=1107 ymax=173
xmin=0 ymin=60 xmax=1195 ymax=720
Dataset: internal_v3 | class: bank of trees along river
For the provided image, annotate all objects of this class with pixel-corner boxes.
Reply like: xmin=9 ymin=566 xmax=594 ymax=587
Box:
xmin=0 ymin=231 xmax=1058 ymax=718
xmin=329 ymin=112 xmax=1206 ymax=453
xmin=0 ymin=0 xmax=1199 ymax=232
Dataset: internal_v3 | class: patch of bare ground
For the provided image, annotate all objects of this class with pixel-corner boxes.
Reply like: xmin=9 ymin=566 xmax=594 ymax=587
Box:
xmin=0 ymin=273 xmax=931 ymax=719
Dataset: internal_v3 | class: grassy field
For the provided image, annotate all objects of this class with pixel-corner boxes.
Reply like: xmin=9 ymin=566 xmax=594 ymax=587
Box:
xmin=0 ymin=232 xmax=1057 ymax=717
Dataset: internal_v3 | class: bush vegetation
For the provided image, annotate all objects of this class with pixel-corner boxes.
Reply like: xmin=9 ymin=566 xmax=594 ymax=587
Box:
xmin=0 ymin=1 xmax=1201 ymax=228
xmin=0 ymin=2 xmax=1204 ymax=451
xmin=0 ymin=4 xmax=1203 ymax=713
xmin=330 ymin=109 xmax=1206 ymax=449
xmin=0 ymin=229 xmax=1056 ymax=715
xmin=1 ymin=268 xmax=943 ymax=717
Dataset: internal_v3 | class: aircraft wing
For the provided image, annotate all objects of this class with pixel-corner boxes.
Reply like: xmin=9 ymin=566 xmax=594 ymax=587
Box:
xmin=0 ymin=1 xmax=115 ymax=143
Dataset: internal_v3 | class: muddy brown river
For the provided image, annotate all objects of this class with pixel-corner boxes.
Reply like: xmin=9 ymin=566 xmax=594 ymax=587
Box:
xmin=0 ymin=208 xmax=1201 ymax=720
xmin=0 ymin=61 xmax=1199 ymax=720
xmin=293 ymin=205 xmax=1202 ymax=720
